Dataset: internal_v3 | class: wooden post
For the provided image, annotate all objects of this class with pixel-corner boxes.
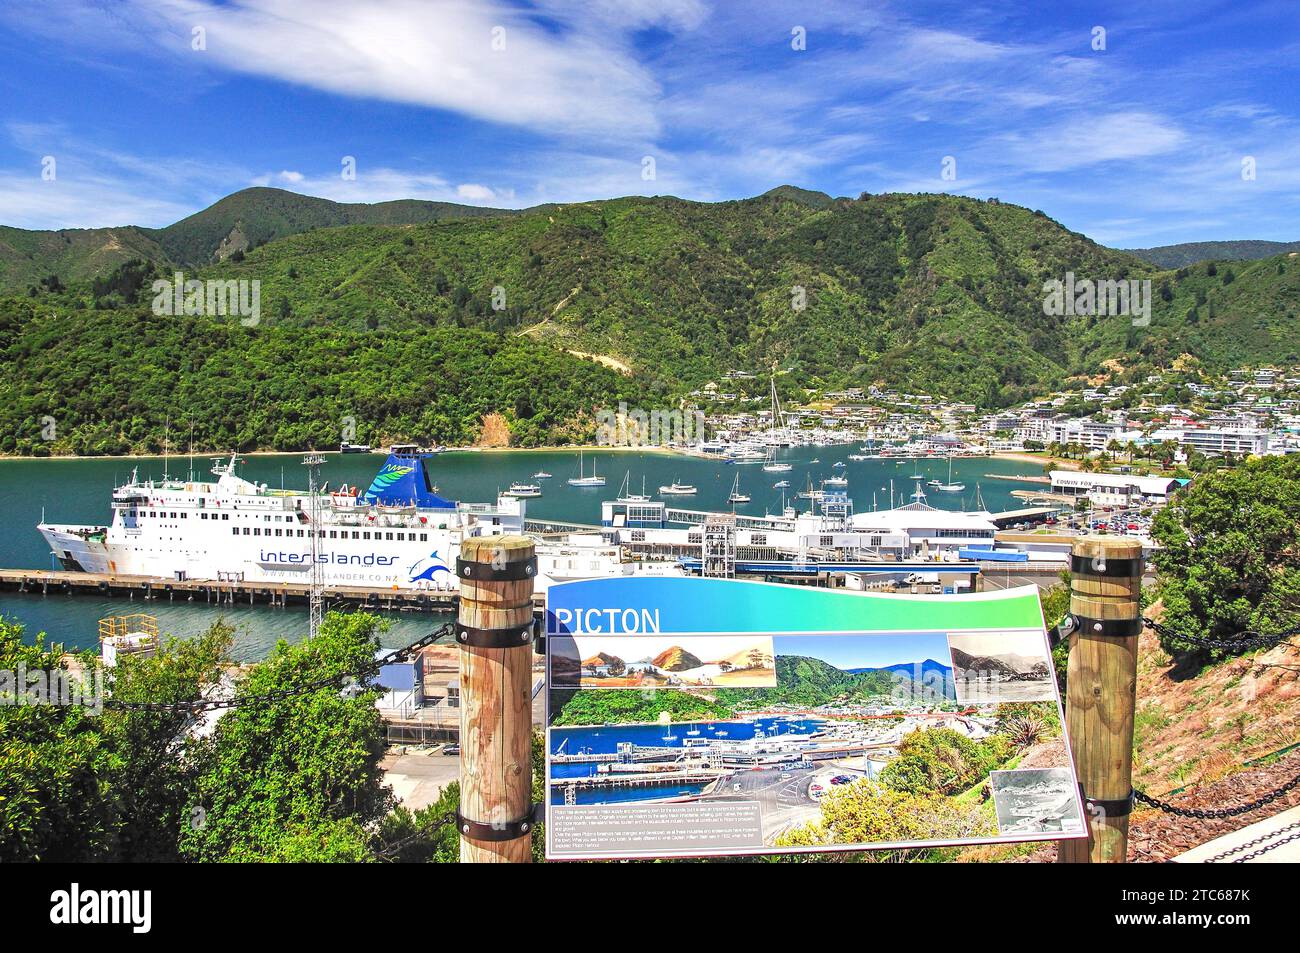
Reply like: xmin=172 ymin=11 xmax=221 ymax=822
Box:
xmin=1058 ymin=535 xmax=1144 ymax=864
xmin=456 ymin=536 xmax=536 ymax=863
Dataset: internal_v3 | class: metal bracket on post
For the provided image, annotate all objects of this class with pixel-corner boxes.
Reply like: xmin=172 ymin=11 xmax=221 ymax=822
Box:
xmin=1048 ymin=613 xmax=1077 ymax=648
xmin=456 ymin=803 xmax=543 ymax=842
xmin=455 ymin=621 xmax=536 ymax=649
xmin=1067 ymin=614 xmax=1144 ymax=639
xmin=456 ymin=555 xmax=537 ymax=582
xmin=1069 ymin=554 xmax=1145 ymax=578
xmin=1081 ymin=787 xmax=1135 ymax=818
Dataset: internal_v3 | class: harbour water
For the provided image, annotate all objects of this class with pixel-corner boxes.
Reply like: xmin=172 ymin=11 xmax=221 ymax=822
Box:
xmin=549 ymin=715 xmax=826 ymax=804
xmin=0 ymin=449 xmax=1043 ymax=658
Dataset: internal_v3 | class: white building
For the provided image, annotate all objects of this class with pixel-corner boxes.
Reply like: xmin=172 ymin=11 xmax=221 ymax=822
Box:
xmin=1147 ymin=427 xmax=1270 ymax=457
xmin=1049 ymin=471 xmax=1179 ymax=506
xmin=850 ymin=499 xmax=997 ymax=558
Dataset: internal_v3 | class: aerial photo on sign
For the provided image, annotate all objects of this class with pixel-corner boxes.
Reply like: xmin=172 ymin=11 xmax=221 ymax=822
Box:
xmin=544 ymin=578 xmax=1084 ymax=860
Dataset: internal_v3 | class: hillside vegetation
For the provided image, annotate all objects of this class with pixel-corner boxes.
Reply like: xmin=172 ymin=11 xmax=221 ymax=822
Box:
xmin=0 ymin=298 xmax=644 ymax=455
xmin=3 ymin=186 xmax=1299 ymax=452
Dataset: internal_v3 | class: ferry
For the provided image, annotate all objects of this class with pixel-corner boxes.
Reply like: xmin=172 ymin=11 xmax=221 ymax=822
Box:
xmin=38 ymin=450 xmax=527 ymax=594
xmin=339 ymin=441 xmax=371 ymax=454
xmin=37 ymin=450 xmax=681 ymax=595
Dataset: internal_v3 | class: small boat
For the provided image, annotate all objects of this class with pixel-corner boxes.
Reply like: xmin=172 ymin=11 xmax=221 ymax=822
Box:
xmin=503 ymin=482 xmax=542 ymax=498
xmin=762 ymin=461 xmax=792 ymax=472
xmin=832 ymin=461 xmax=846 ymax=469
xmin=659 ymin=480 xmax=698 ymax=496
xmin=339 ymin=441 xmax=371 ymax=454
xmin=823 ymin=475 xmax=848 ymax=488
xmin=931 ymin=458 xmax=966 ymax=493
xmin=848 ymin=454 xmax=869 ymax=461
xmin=532 ymin=470 xmax=552 ymax=479
xmin=615 ymin=471 xmax=652 ymax=503
xmin=727 ymin=473 xmax=750 ymax=505
xmin=809 ymin=457 xmax=820 ymax=464
xmin=772 ymin=479 xmax=790 ymax=489
xmin=567 ymin=451 xmax=605 ymax=487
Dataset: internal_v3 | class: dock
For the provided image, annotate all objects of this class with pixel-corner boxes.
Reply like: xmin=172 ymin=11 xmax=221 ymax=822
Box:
xmin=0 ymin=568 xmax=462 ymax=612
xmin=982 ymin=473 xmax=1051 ymax=484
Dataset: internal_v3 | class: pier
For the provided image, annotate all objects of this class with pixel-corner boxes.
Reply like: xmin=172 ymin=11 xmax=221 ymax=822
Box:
xmin=0 ymin=568 xmax=464 ymax=612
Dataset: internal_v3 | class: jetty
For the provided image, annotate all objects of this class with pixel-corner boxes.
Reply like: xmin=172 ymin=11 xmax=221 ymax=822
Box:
xmin=0 ymin=568 xmax=465 ymax=612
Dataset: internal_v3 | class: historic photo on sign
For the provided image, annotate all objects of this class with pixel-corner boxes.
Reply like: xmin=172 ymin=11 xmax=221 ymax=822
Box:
xmin=946 ymin=631 xmax=1056 ymax=704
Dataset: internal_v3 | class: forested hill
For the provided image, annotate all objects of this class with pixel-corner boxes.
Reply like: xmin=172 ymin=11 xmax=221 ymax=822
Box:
xmin=142 ymin=188 xmax=515 ymax=267
xmin=1125 ymin=239 xmax=1300 ymax=269
xmin=195 ymin=189 xmax=1297 ymax=402
xmin=0 ymin=300 xmax=646 ymax=456
xmin=3 ymin=187 xmax=1299 ymax=454
xmin=0 ymin=187 xmax=513 ymax=288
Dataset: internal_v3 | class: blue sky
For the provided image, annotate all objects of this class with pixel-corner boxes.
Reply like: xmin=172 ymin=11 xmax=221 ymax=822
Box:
xmin=1 ymin=0 xmax=1297 ymax=246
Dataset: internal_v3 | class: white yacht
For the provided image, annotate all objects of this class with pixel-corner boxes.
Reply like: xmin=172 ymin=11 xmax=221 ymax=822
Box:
xmin=727 ymin=473 xmax=750 ymax=505
xmin=567 ymin=451 xmax=606 ymax=487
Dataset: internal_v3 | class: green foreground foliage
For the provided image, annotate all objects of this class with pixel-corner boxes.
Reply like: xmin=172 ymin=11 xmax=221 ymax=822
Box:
xmin=0 ymin=611 xmax=453 ymax=862
xmin=1150 ymin=454 xmax=1300 ymax=659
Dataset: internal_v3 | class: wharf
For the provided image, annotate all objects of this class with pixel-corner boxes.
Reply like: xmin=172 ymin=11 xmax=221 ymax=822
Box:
xmin=0 ymin=568 xmax=464 ymax=611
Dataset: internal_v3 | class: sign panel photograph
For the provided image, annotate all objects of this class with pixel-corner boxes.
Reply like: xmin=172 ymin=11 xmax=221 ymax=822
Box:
xmin=544 ymin=578 xmax=1085 ymax=860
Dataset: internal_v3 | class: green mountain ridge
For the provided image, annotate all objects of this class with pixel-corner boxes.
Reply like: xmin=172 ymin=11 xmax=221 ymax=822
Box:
xmin=1125 ymin=239 xmax=1300 ymax=269
xmin=3 ymin=186 xmax=1298 ymax=455
xmin=0 ymin=187 xmax=514 ymax=289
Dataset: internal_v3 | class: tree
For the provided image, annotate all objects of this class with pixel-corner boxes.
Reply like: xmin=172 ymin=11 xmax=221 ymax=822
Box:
xmin=178 ymin=612 xmax=395 ymax=861
xmin=0 ymin=620 xmax=113 ymax=862
xmin=1150 ymin=455 xmax=1300 ymax=659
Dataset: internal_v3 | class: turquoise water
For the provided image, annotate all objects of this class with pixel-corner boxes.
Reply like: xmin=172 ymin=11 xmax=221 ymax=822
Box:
xmin=0 ymin=449 xmax=1041 ymax=658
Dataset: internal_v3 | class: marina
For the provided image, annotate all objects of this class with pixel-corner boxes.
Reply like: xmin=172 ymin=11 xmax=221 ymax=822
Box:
xmin=0 ymin=449 xmax=1067 ymax=656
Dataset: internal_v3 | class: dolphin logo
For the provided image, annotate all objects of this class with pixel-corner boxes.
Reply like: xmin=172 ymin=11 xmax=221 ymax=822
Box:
xmin=407 ymin=550 xmax=452 ymax=584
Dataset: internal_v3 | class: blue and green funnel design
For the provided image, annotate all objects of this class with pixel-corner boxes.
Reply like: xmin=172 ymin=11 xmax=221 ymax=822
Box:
xmin=362 ymin=452 xmax=456 ymax=509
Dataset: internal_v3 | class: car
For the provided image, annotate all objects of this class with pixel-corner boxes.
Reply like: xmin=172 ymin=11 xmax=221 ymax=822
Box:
xmin=830 ymin=775 xmax=853 ymax=785
xmin=780 ymin=773 xmax=794 ymax=780
xmin=442 ymin=744 xmax=460 ymax=756
xmin=733 ymin=782 xmax=743 ymax=792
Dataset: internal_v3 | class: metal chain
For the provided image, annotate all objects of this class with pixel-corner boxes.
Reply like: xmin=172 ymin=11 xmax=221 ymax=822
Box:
xmin=1134 ymin=771 xmax=1300 ymax=819
xmin=1203 ymin=820 xmax=1300 ymax=863
xmin=104 ymin=623 xmax=454 ymax=713
xmin=1229 ymin=831 xmax=1300 ymax=863
xmin=1143 ymin=616 xmax=1299 ymax=651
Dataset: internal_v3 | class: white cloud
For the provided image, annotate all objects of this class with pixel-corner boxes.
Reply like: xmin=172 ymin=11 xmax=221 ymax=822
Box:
xmin=11 ymin=0 xmax=665 ymax=142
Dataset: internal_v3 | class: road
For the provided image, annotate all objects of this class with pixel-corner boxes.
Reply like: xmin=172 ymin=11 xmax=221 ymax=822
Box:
xmin=704 ymin=763 xmax=823 ymax=841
